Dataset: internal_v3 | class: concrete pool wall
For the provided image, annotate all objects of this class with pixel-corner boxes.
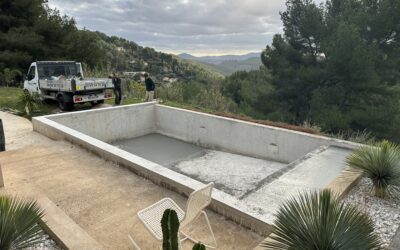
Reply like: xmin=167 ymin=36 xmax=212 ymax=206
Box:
xmin=45 ymin=102 xmax=157 ymax=142
xmin=32 ymin=102 xmax=360 ymax=234
xmin=156 ymin=105 xmax=357 ymax=162
xmin=43 ymin=102 xmax=357 ymax=163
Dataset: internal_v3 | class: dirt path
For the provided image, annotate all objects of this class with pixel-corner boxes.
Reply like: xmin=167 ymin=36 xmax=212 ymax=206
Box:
xmin=0 ymin=111 xmax=53 ymax=150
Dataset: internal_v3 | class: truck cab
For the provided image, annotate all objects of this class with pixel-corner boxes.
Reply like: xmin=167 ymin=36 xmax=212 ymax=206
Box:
xmin=24 ymin=61 xmax=114 ymax=111
xmin=24 ymin=62 xmax=40 ymax=94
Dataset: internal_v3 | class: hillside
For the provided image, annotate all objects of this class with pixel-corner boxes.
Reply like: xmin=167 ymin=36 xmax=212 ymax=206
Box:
xmin=0 ymin=1 xmax=223 ymax=86
xmin=93 ymin=32 xmax=224 ymax=82
xmin=211 ymin=58 xmax=262 ymax=75
xmin=178 ymin=52 xmax=262 ymax=75
xmin=179 ymin=52 xmax=260 ymax=64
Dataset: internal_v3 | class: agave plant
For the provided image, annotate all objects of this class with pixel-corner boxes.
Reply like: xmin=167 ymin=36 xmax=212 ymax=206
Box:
xmin=347 ymin=140 xmax=400 ymax=198
xmin=263 ymin=190 xmax=381 ymax=250
xmin=0 ymin=196 xmax=45 ymax=249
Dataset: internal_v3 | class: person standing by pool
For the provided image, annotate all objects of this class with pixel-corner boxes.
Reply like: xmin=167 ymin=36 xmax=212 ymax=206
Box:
xmin=144 ymin=73 xmax=155 ymax=102
xmin=112 ymin=73 xmax=122 ymax=105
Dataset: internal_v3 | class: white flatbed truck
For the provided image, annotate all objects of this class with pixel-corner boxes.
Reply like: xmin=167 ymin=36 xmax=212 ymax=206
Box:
xmin=23 ymin=61 xmax=114 ymax=111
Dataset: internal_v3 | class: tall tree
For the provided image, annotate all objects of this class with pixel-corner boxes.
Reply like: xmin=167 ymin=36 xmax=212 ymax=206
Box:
xmin=262 ymin=0 xmax=325 ymax=122
xmin=262 ymin=0 xmax=400 ymax=140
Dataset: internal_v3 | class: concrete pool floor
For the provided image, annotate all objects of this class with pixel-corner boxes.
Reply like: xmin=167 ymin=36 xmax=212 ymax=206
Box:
xmin=112 ymin=133 xmax=352 ymax=222
xmin=0 ymin=112 xmax=263 ymax=249
xmin=112 ymin=133 xmax=287 ymax=198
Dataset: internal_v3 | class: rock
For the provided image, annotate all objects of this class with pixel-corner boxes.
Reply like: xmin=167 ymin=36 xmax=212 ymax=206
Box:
xmin=25 ymin=230 xmax=62 ymax=250
xmin=343 ymin=178 xmax=400 ymax=248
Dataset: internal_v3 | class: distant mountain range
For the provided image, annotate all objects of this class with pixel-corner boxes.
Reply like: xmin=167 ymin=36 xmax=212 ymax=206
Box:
xmin=178 ymin=52 xmax=262 ymax=76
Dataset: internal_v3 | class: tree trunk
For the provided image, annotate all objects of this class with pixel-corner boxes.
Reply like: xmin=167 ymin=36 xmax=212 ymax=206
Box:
xmin=0 ymin=119 xmax=5 ymax=152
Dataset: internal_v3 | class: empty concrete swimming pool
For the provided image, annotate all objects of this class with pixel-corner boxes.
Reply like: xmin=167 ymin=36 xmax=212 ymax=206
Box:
xmin=112 ymin=133 xmax=287 ymax=198
xmin=33 ymin=102 xmax=359 ymax=232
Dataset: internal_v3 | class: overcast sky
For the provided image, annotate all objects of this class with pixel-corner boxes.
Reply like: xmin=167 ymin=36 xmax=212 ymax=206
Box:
xmin=48 ymin=0 xmax=324 ymax=56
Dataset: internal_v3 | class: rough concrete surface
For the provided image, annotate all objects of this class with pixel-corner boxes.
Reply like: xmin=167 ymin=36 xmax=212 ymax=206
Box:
xmin=173 ymin=150 xmax=286 ymax=198
xmin=0 ymin=111 xmax=53 ymax=150
xmin=110 ymin=130 xmax=352 ymax=225
xmin=0 ymin=111 xmax=263 ymax=249
xmin=36 ymin=195 xmax=102 ymax=249
xmin=112 ymin=133 xmax=204 ymax=166
xmin=113 ymin=133 xmax=287 ymax=198
xmin=243 ymin=146 xmax=351 ymax=219
xmin=156 ymin=104 xmax=357 ymax=163
xmin=47 ymin=102 xmax=157 ymax=142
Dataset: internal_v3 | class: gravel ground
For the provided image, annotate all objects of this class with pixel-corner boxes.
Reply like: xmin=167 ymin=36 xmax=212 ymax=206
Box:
xmin=24 ymin=231 xmax=62 ymax=250
xmin=343 ymin=178 xmax=400 ymax=248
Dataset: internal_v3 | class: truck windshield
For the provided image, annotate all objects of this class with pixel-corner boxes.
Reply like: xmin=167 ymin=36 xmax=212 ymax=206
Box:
xmin=37 ymin=63 xmax=78 ymax=80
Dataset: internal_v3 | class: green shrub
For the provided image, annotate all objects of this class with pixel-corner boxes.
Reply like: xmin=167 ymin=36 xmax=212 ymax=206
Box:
xmin=0 ymin=68 xmax=22 ymax=87
xmin=263 ymin=190 xmax=381 ymax=250
xmin=18 ymin=91 xmax=39 ymax=116
xmin=129 ymin=81 xmax=146 ymax=99
xmin=347 ymin=140 xmax=400 ymax=198
xmin=157 ymin=82 xmax=184 ymax=103
xmin=194 ymin=87 xmax=237 ymax=113
xmin=332 ymin=129 xmax=376 ymax=144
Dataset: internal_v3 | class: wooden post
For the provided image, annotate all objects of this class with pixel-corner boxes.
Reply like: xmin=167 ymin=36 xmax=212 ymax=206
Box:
xmin=0 ymin=119 xmax=4 ymax=187
xmin=0 ymin=118 xmax=4 ymax=152
xmin=0 ymin=164 xmax=3 ymax=187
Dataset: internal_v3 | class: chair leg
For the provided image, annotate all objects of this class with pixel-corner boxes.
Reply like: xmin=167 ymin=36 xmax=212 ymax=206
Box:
xmin=201 ymin=211 xmax=217 ymax=248
xmin=128 ymin=234 xmax=141 ymax=250
xmin=180 ymin=211 xmax=217 ymax=249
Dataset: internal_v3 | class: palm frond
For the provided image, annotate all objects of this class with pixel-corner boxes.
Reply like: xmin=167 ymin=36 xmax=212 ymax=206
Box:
xmin=18 ymin=92 xmax=39 ymax=116
xmin=0 ymin=196 xmax=45 ymax=250
xmin=262 ymin=190 xmax=381 ymax=250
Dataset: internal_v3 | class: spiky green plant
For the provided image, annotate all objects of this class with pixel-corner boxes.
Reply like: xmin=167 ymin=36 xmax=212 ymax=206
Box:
xmin=347 ymin=140 xmax=400 ymax=198
xmin=263 ymin=190 xmax=381 ymax=250
xmin=161 ymin=209 xmax=180 ymax=250
xmin=18 ymin=92 xmax=38 ymax=116
xmin=192 ymin=242 xmax=206 ymax=250
xmin=0 ymin=196 xmax=45 ymax=249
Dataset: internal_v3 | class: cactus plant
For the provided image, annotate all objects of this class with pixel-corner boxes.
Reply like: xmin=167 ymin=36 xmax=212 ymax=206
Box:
xmin=161 ymin=209 xmax=180 ymax=250
xmin=192 ymin=242 xmax=206 ymax=250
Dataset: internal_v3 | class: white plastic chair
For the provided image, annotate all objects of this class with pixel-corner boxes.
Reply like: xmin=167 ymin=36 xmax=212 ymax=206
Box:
xmin=128 ymin=182 xmax=217 ymax=249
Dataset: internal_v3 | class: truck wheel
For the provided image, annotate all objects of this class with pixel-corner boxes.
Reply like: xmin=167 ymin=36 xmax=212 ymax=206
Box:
xmin=43 ymin=98 xmax=53 ymax=104
xmin=57 ymin=94 xmax=74 ymax=111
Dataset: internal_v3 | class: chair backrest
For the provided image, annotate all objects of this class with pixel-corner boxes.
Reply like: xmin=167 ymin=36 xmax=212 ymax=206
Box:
xmin=180 ymin=182 xmax=214 ymax=229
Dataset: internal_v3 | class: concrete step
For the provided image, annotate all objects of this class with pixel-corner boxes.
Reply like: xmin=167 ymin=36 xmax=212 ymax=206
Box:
xmin=242 ymin=146 xmax=352 ymax=224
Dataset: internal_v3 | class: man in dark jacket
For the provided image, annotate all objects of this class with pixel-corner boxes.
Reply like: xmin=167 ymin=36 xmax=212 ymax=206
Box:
xmin=112 ymin=73 xmax=122 ymax=105
xmin=144 ymin=73 xmax=155 ymax=101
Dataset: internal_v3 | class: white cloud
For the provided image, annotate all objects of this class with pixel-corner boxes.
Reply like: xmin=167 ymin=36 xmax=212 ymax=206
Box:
xmin=47 ymin=0 xmax=316 ymax=55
